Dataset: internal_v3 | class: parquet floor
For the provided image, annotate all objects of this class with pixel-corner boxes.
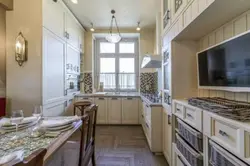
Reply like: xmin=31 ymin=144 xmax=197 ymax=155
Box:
xmin=70 ymin=126 xmax=169 ymax=166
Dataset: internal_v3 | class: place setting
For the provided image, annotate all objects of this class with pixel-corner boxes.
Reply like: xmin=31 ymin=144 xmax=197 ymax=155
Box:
xmin=0 ymin=105 xmax=81 ymax=166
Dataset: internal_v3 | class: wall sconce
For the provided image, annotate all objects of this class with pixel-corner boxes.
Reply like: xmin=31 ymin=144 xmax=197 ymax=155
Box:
xmin=15 ymin=32 xmax=27 ymax=66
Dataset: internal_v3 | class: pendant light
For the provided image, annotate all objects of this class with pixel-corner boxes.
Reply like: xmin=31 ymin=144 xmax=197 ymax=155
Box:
xmin=106 ymin=10 xmax=121 ymax=43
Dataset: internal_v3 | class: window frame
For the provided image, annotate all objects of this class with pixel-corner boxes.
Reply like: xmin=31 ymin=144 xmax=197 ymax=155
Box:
xmin=95 ymin=38 xmax=139 ymax=92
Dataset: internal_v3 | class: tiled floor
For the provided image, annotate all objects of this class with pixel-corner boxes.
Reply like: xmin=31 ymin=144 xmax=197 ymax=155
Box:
xmin=70 ymin=126 xmax=169 ymax=166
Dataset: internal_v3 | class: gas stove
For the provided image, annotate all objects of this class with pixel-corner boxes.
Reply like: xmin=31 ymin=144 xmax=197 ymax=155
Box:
xmin=141 ymin=93 xmax=162 ymax=103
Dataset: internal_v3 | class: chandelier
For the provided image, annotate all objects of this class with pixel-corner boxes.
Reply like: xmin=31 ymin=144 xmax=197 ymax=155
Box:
xmin=106 ymin=10 xmax=121 ymax=43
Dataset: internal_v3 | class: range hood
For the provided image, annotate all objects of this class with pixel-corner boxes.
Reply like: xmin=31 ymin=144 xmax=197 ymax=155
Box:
xmin=141 ymin=54 xmax=162 ymax=68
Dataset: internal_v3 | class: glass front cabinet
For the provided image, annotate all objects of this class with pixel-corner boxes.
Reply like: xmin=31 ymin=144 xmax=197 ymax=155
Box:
xmin=162 ymin=44 xmax=171 ymax=107
xmin=162 ymin=0 xmax=171 ymax=32
xmin=171 ymin=0 xmax=188 ymax=22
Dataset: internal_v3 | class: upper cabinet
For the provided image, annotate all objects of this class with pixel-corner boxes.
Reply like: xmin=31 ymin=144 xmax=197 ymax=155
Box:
xmin=43 ymin=0 xmax=85 ymax=53
xmin=162 ymin=0 xmax=171 ymax=32
xmin=171 ymin=0 xmax=188 ymax=22
xmin=43 ymin=0 xmax=65 ymax=39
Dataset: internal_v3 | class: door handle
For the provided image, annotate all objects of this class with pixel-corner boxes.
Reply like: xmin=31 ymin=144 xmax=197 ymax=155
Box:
xmin=168 ymin=115 xmax=171 ymax=125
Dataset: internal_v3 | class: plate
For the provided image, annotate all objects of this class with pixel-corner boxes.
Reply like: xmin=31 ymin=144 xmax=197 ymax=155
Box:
xmin=46 ymin=123 xmax=73 ymax=131
xmin=0 ymin=153 xmax=16 ymax=165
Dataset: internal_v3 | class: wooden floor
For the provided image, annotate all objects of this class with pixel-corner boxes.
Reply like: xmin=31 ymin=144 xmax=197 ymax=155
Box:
xmin=70 ymin=126 xmax=168 ymax=166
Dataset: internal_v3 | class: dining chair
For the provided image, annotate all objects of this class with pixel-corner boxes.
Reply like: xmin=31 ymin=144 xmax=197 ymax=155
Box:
xmin=14 ymin=148 xmax=47 ymax=166
xmin=73 ymin=100 xmax=92 ymax=116
xmin=79 ymin=104 xmax=98 ymax=166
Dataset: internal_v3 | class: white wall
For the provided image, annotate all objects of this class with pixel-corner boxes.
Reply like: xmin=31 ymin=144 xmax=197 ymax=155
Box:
xmin=198 ymin=10 xmax=250 ymax=102
xmin=6 ymin=0 xmax=42 ymax=115
xmin=0 ymin=6 xmax=5 ymax=96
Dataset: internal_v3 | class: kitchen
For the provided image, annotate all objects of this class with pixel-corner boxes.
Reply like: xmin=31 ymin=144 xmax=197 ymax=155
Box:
xmin=1 ymin=0 xmax=250 ymax=166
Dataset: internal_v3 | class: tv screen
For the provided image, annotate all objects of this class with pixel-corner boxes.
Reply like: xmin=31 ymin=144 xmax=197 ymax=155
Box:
xmin=198 ymin=32 xmax=250 ymax=87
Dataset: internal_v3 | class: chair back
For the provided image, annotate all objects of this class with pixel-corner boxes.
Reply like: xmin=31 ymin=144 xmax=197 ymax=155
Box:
xmin=14 ymin=148 xmax=47 ymax=166
xmin=79 ymin=104 xmax=98 ymax=166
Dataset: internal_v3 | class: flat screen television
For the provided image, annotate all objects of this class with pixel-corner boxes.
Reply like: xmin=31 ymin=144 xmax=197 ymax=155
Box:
xmin=198 ymin=31 xmax=250 ymax=91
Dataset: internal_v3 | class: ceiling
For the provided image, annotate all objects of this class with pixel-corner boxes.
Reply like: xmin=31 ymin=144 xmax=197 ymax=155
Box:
xmin=62 ymin=0 xmax=159 ymax=29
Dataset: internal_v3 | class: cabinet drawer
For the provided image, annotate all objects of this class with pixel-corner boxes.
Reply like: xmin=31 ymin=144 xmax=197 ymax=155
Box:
xmin=174 ymin=103 xmax=184 ymax=118
xmin=211 ymin=119 xmax=240 ymax=154
xmin=183 ymin=106 xmax=202 ymax=131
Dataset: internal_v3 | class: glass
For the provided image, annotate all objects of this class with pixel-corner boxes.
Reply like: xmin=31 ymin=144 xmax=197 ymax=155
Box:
xmin=33 ymin=105 xmax=43 ymax=119
xmin=119 ymin=58 xmax=135 ymax=73
xmin=10 ymin=110 xmax=24 ymax=140
xmin=100 ymin=42 xmax=115 ymax=53
xmin=100 ymin=58 xmax=115 ymax=73
xmin=119 ymin=43 xmax=135 ymax=53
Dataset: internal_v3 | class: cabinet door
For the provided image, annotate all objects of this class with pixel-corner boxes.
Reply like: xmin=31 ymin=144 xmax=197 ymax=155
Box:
xmin=43 ymin=100 xmax=66 ymax=117
xmin=162 ymin=0 xmax=171 ymax=31
xmin=108 ymin=98 xmax=122 ymax=124
xmin=65 ymin=13 xmax=81 ymax=50
xmin=172 ymin=0 xmax=188 ymax=22
xmin=122 ymin=98 xmax=139 ymax=124
xmin=163 ymin=110 xmax=172 ymax=164
xmin=66 ymin=45 xmax=80 ymax=75
xmin=94 ymin=98 xmax=107 ymax=124
xmin=79 ymin=29 xmax=84 ymax=53
xmin=43 ymin=0 xmax=65 ymax=39
xmin=43 ymin=28 xmax=65 ymax=105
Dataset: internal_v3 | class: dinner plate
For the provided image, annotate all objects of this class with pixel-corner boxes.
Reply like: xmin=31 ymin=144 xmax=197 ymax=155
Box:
xmin=3 ymin=122 xmax=37 ymax=132
xmin=46 ymin=123 xmax=73 ymax=131
xmin=0 ymin=154 xmax=16 ymax=165
xmin=42 ymin=120 xmax=74 ymax=128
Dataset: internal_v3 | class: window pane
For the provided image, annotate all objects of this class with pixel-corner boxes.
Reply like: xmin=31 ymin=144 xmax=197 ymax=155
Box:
xmin=100 ymin=73 xmax=116 ymax=89
xmin=100 ymin=58 xmax=115 ymax=73
xmin=100 ymin=42 xmax=115 ymax=53
xmin=119 ymin=73 xmax=136 ymax=89
xmin=119 ymin=43 xmax=135 ymax=53
xmin=119 ymin=58 xmax=135 ymax=73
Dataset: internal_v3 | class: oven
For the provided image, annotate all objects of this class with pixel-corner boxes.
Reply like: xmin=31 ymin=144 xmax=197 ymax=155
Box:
xmin=65 ymin=74 xmax=80 ymax=95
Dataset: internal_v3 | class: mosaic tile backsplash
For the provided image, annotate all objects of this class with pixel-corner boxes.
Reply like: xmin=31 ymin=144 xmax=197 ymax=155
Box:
xmin=140 ymin=72 xmax=158 ymax=94
xmin=83 ymin=72 xmax=93 ymax=94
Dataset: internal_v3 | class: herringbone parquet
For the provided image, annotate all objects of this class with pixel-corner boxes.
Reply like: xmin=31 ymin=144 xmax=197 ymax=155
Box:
xmin=71 ymin=126 xmax=169 ymax=166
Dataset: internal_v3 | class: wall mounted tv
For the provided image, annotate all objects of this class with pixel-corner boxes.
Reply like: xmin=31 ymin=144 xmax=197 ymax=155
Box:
xmin=198 ymin=31 xmax=250 ymax=92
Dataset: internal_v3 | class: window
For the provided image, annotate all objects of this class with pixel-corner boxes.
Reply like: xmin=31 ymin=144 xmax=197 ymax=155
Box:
xmin=95 ymin=39 xmax=139 ymax=91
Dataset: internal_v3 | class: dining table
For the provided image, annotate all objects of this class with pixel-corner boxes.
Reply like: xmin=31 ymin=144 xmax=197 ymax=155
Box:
xmin=0 ymin=116 xmax=83 ymax=166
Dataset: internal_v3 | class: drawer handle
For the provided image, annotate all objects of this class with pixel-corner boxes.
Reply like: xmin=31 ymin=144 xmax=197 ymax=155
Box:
xmin=141 ymin=114 xmax=144 ymax=118
xmin=219 ymin=130 xmax=229 ymax=137
xmin=168 ymin=115 xmax=171 ymax=125
xmin=177 ymin=155 xmax=186 ymax=166
xmin=146 ymin=105 xmax=149 ymax=108
xmin=111 ymin=98 xmax=118 ymax=100
xmin=127 ymin=98 xmax=133 ymax=100
xmin=176 ymin=108 xmax=181 ymax=112
xmin=146 ymin=123 xmax=149 ymax=128
xmin=98 ymin=98 xmax=105 ymax=100
xmin=187 ymin=113 xmax=193 ymax=119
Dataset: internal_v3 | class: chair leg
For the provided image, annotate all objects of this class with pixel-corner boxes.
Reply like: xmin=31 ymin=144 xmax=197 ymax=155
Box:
xmin=91 ymin=150 xmax=96 ymax=166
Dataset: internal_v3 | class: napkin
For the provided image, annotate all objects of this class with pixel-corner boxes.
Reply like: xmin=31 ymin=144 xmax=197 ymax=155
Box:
xmin=0 ymin=150 xmax=24 ymax=166
xmin=41 ymin=116 xmax=80 ymax=128
xmin=0 ymin=117 xmax=37 ymax=127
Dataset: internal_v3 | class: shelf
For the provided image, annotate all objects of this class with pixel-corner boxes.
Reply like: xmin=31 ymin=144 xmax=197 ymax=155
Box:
xmin=175 ymin=0 xmax=250 ymax=40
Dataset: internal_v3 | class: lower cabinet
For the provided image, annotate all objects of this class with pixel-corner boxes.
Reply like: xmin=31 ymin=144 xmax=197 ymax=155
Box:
xmin=108 ymin=98 xmax=122 ymax=124
xmin=163 ymin=108 xmax=172 ymax=164
xmin=122 ymin=98 xmax=139 ymax=124
xmin=94 ymin=97 xmax=108 ymax=124
xmin=43 ymin=100 xmax=66 ymax=117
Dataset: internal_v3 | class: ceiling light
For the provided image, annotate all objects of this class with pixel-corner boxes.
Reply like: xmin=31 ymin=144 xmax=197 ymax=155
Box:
xmin=71 ymin=0 xmax=78 ymax=4
xmin=90 ymin=23 xmax=95 ymax=32
xmin=136 ymin=22 xmax=141 ymax=31
xmin=106 ymin=10 xmax=121 ymax=43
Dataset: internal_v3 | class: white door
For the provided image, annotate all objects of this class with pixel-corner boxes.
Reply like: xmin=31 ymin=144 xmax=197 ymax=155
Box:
xmin=66 ymin=44 xmax=80 ymax=75
xmin=43 ymin=0 xmax=65 ymax=39
xmin=108 ymin=98 xmax=122 ymax=124
xmin=65 ymin=13 xmax=81 ymax=50
xmin=94 ymin=98 xmax=107 ymax=124
xmin=43 ymin=28 xmax=65 ymax=105
xmin=43 ymin=100 xmax=66 ymax=117
xmin=122 ymin=98 xmax=139 ymax=124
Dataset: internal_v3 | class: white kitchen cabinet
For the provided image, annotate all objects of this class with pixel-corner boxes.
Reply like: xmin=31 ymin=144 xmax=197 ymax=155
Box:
xmin=65 ymin=13 xmax=82 ymax=50
xmin=162 ymin=0 xmax=172 ymax=32
xmin=94 ymin=97 xmax=108 ymax=124
xmin=122 ymin=98 xmax=139 ymax=124
xmin=66 ymin=44 xmax=80 ymax=75
xmin=163 ymin=109 xmax=172 ymax=164
xmin=108 ymin=98 xmax=122 ymax=124
xmin=43 ymin=28 xmax=66 ymax=105
xmin=43 ymin=0 xmax=65 ymax=39
xmin=171 ymin=0 xmax=188 ymax=23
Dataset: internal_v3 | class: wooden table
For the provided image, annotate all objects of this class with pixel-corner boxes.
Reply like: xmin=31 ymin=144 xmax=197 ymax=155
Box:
xmin=43 ymin=120 xmax=82 ymax=164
